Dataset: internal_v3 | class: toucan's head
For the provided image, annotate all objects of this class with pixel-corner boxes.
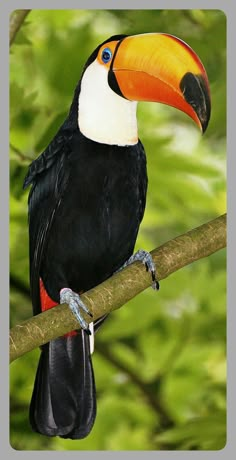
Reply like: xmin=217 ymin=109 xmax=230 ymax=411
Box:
xmin=78 ymin=33 xmax=211 ymax=146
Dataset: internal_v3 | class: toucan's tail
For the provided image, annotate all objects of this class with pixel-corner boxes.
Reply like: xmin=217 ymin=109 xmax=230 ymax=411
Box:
xmin=29 ymin=331 xmax=96 ymax=439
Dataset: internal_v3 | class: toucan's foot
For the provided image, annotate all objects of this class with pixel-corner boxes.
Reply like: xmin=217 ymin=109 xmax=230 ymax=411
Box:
xmin=60 ymin=288 xmax=93 ymax=333
xmin=118 ymin=249 xmax=159 ymax=290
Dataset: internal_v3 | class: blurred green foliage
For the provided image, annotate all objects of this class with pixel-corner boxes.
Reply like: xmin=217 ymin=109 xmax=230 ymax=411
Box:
xmin=10 ymin=9 xmax=226 ymax=451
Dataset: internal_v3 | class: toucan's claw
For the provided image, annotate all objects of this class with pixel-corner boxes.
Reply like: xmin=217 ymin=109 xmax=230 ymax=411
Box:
xmin=60 ymin=287 xmax=93 ymax=333
xmin=117 ymin=249 xmax=160 ymax=291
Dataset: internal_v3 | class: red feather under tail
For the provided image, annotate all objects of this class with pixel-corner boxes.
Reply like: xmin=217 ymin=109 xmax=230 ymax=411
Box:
xmin=39 ymin=278 xmax=77 ymax=337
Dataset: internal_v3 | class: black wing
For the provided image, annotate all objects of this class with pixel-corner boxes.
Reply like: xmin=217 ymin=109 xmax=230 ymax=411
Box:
xmin=24 ymin=132 xmax=72 ymax=315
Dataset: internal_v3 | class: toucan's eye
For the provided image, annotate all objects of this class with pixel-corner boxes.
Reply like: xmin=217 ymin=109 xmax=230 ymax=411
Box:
xmin=102 ymin=48 xmax=112 ymax=64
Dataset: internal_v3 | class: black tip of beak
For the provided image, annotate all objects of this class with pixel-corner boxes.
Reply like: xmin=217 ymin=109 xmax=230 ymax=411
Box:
xmin=180 ymin=72 xmax=211 ymax=133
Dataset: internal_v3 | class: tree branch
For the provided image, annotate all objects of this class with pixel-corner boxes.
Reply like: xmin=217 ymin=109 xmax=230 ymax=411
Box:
xmin=10 ymin=214 xmax=226 ymax=363
xmin=95 ymin=340 xmax=175 ymax=429
xmin=10 ymin=274 xmax=30 ymax=298
xmin=10 ymin=143 xmax=34 ymax=163
xmin=9 ymin=9 xmax=31 ymax=46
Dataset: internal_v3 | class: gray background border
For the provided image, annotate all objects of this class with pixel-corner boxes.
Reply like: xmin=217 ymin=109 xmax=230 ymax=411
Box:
xmin=2 ymin=0 xmax=234 ymax=457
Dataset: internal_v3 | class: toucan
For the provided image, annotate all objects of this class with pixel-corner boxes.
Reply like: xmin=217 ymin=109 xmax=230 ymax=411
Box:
xmin=23 ymin=33 xmax=211 ymax=439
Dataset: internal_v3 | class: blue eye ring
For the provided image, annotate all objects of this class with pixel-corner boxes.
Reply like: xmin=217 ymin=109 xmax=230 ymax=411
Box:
xmin=101 ymin=47 xmax=112 ymax=64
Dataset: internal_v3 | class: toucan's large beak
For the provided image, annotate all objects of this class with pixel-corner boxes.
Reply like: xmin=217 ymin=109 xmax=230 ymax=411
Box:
xmin=111 ymin=33 xmax=211 ymax=132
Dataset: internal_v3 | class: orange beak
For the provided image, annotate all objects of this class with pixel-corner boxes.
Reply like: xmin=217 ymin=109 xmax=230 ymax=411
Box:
xmin=111 ymin=33 xmax=211 ymax=132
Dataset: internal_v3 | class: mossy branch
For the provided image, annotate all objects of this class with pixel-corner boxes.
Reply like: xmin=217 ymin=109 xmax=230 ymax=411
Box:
xmin=10 ymin=214 xmax=226 ymax=363
xmin=9 ymin=9 xmax=31 ymax=46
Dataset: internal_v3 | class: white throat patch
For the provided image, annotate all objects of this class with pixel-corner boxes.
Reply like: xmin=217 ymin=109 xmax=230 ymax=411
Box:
xmin=78 ymin=60 xmax=138 ymax=146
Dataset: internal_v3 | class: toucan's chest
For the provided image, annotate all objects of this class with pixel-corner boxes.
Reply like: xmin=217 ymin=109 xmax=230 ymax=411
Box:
xmin=66 ymin=135 xmax=147 ymax=213
xmin=57 ymin=136 xmax=148 ymax=246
